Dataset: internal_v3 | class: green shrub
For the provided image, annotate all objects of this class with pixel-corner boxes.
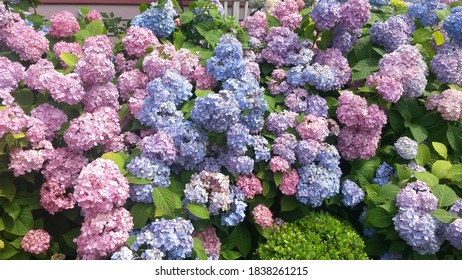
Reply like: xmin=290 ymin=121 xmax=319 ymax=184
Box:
xmin=256 ymin=211 xmax=369 ymax=260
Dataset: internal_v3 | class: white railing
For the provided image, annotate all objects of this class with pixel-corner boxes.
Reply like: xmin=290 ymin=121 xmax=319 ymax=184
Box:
xmin=221 ymin=0 xmax=251 ymax=22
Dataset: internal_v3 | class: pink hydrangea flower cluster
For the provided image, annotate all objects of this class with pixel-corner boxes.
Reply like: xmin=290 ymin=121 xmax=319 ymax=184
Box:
xmin=49 ymin=11 xmax=80 ymax=38
xmin=367 ymin=45 xmax=427 ymax=103
xmin=339 ymin=0 xmax=371 ymax=30
xmin=236 ymin=173 xmax=263 ymax=199
xmin=242 ymin=11 xmax=267 ymax=41
xmin=273 ymin=0 xmax=302 ymax=31
xmin=64 ymin=107 xmax=121 ymax=151
xmin=0 ymin=105 xmax=29 ymax=138
xmin=117 ymin=69 xmax=148 ymax=100
xmin=9 ymin=147 xmax=52 ymax=177
xmin=20 ymin=229 xmax=50 ymax=254
xmin=0 ymin=57 xmax=24 ymax=106
xmin=82 ymin=83 xmax=120 ymax=113
xmin=40 ymin=71 xmax=86 ymax=105
xmin=114 ymin=53 xmax=137 ymax=73
xmin=74 ymin=207 xmax=133 ymax=259
xmin=139 ymin=131 xmax=178 ymax=164
xmin=30 ymin=104 xmax=67 ymax=139
xmin=123 ymin=26 xmax=160 ymax=57
xmin=425 ymin=89 xmax=462 ymax=121
xmin=40 ymin=180 xmax=75 ymax=215
xmin=336 ymin=91 xmax=387 ymax=160
xmin=296 ymin=115 xmax=330 ymax=142
xmin=280 ymin=168 xmax=299 ymax=195
xmin=87 ymin=10 xmax=102 ymax=21
xmin=53 ymin=41 xmax=83 ymax=68
xmin=74 ymin=158 xmax=129 ymax=215
xmin=269 ymin=156 xmax=290 ymax=172
xmin=0 ymin=6 xmax=48 ymax=62
xmin=75 ymin=35 xmax=115 ymax=86
xmin=23 ymin=59 xmax=55 ymax=93
xmin=192 ymin=65 xmax=217 ymax=90
xmin=314 ymin=48 xmax=352 ymax=90
xmin=252 ymin=204 xmax=274 ymax=228
xmin=193 ymin=226 xmax=221 ymax=260
xmin=42 ymin=148 xmax=88 ymax=188
xmin=268 ymin=69 xmax=296 ymax=96
xmin=128 ymin=88 xmax=148 ymax=116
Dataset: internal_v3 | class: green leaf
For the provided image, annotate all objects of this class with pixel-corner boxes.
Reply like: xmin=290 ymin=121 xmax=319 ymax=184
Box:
xmin=62 ymin=228 xmax=80 ymax=249
xmin=432 ymin=142 xmax=448 ymax=159
xmin=262 ymin=181 xmax=270 ymax=197
xmin=221 ymin=250 xmax=243 ymax=260
xmin=4 ymin=202 xmax=20 ymax=221
xmin=0 ymin=217 xmax=4 ymax=231
xmin=365 ymin=184 xmax=386 ymax=205
xmin=173 ymin=30 xmax=186 ymax=50
xmin=101 ymin=152 xmax=127 ymax=175
xmin=447 ymin=125 xmax=462 ymax=153
xmin=125 ymin=175 xmax=151 ymax=185
xmin=413 ymin=27 xmax=433 ymax=44
xmin=431 ymin=160 xmax=452 ymax=179
xmin=185 ymin=203 xmax=210 ymax=219
xmin=415 ymin=144 xmax=431 ymax=166
xmin=130 ymin=203 xmax=154 ymax=229
xmin=409 ymin=124 xmax=428 ymax=143
xmin=0 ymin=242 xmax=18 ymax=260
xmin=267 ymin=15 xmax=281 ymax=28
xmin=195 ymin=90 xmax=213 ymax=98
xmin=3 ymin=207 xmax=34 ymax=236
xmin=354 ymin=36 xmax=372 ymax=61
xmin=446 ymin=164 xmax=462 ymax=182
xmin=432 ymin=209 xmax=460 ymax=224
xmin=433 ymin=184 xmax=459 ymax=208
xmin=317 ymin=29 xmax=334 ymax=50
xmin=433 ymin=31 xmax=445 ymax=46
xmin=180 ymin=11 xmax=196 ymax=25
xmin=436 ymin=9 xmax=451 ymax=20
xmin=273 ymin=172 xmax=282 ymax=187
xmin=365 ymin=207 xmax=393 ymax=228
xmin=414 ymin=172 xmax=439 ymax=189
xmin=79 ymin=7 xmax=92 ymax=16
xmin=152 ymin=187 xmax=181 ymax=218
xmin=193 ymin=237 xmax=208 ymax=260
xmin=74 ymin=30 xmax=92 ymax=41
xmin=26 ymin=14 xmax=44 ymax=25
xmin=229 ymin=225 xmax=251 ymax=256
xmin=139 ymin=3 xmax=150 ymax=13
xmin=280 ymin=195 xmax=299 ymax=212
xmin=378 ymin=184 xmax=401 ymax=200
xmin=0 ymin=179 xmax=15 ymax=201
xmin=352 ymin=58 xmax=380 ymax=73
xmin=86 ymin=20 xmax=104 ymax=36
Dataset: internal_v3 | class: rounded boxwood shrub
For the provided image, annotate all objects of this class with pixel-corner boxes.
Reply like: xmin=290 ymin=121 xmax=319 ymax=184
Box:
xmin=256 ymin=211 xmax=368 ymax=260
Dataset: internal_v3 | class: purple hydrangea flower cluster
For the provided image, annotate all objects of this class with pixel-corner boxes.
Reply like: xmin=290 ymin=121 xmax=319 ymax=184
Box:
xmin=193 ymin=226 xmax=221 ymax=260
xmin=311 ymin=0 xmax=370 ymax=31
xmin=332 ymin=28 xmax=362 ymax=53
xmin=446 ymin=200 xmax=462 ymax=249
xmin=425 ymin=89 xmax=462 ymax=121
xmin=366 ymin=45 xmax=427 ymax=103
xmin=131 ymin=218 xmax=194 ymax=259
xmin=129 ymin=184 xmax=154 ymax=203
xmin=393 ymin=181 xmax=443 ymax=255
xmin=430 ymin=42 xmax=462 ymax=86
xmin=372 ymin=162 xmax=395 ymax=186
xmin=393 ymin=136 xmax=418 ymax=160
xmin=337 ymin=91 xmax=387 ymax=160
xmin=130 ymin=0 xmax=175 ymax=38
xmin=408 ymin=0 xmax=444 ymax=27
xmin=341 ymin=179 xmax=365 ymax=207
xmin=370 ymin=14 xmax=416 ymax=52
xmin=261 ymin=27 xmax=301 ymax=67
xmin=443 ymin=7 xmax=462 ymax=46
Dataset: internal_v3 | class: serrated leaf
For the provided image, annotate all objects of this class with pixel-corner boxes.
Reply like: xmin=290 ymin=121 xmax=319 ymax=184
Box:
xmin=433 ymin=185 xmax=459 ymax=208
xmin=152 ymin=187 xmax=181 ymax=218
xmin=280 ymin=195 xmax=299 ymax=212
xmin=86 ymin=20 xmax=104 ymax=36
xmin=0 ymin=242 xmax=18 ymax=260
xmin=433 ymin=31 xmax=445 ymax=46
xmin=185 ymin=203 xmax=210 ymax=219
xmin=195 ymin=90 xmax=213 ymax=98
xmin=180 ymin=11 xmax=196 ymax=25
xmin=446 ymin=164 xmax=462 ymax=182
xmin=273 ymin=172 xmax=282 ymax=187
xmin=413 ymin=27 xmax=432 ymax=44
xmin=415 ymin=144 xmax=431 ymax=166
xmin=414 ymin=172 xmax=439 ymax=189
xmin=193 ymin=237 xmax=208 ymax=260
xmin=3 ymin=208 xmax=34 ymax=236
xmin=0 ymin=179 xmax=15 ymax=201
xmin=59 ymin=52 xmax=78 ymax=68
xmin=447 ymin=125 xmax=462 ymax=153
xmin=229 ymin=225 xmax=251 ymax=256
xmin=365 ymin=184 xmax=386 ymax=204
xmin=378 ymin=184 xmax=401 ymax=200
xmin=431 ymin=160 xmax=452 ymax=179
xmin=101 ymin=152 xmax=127 ymax=175
xmin=262 ymin=181 xmax=270 ymax=196
xmin=4 ymin=202 xmax=20 ymax=221
xmin=130 ymin=203 xmax=154 ymax=229
xmin=409 ymin=124 xmax=428 ymax=143
xmin=221 ymin=250 xmax=243 ymax=260
xmin=173 ymin=30 xmax=185 ymax=50
xmin=432 ymin=142 xmax=448 ymax=159
xmin=125 ymin=175 xmax=151 ymax=185
xmin=365 ymin=207 xmax=393 ymax=228
xmin=432 ymin=209 xmax=460 ymax=224
xmin=352 ymin=58 xmax=380 ymax=73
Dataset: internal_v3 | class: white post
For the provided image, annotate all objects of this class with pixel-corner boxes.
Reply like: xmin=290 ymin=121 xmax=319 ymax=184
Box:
xmin=233 ymin=1 xmax=240 ymax=22
xmin=244 ymin=1 xmax=249 ymax=19
xmin=223 ymin=1 xmax=229 ymax=16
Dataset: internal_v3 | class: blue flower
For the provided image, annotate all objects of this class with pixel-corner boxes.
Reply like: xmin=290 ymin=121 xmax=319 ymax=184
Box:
xmin=221 ymin=185 xmax=247 ymax=226
xmin=341 ymin=180 xmax=365 ymax=207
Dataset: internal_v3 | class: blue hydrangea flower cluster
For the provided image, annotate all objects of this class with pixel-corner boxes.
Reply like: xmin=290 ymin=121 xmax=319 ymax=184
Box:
xmin=287 ymin=63 xmax=336 ymax=91
xmin=131 ymin=218 xmax=194 ymax=260
xmin=393 ymin=136 xmax=418 ymax=160
xmin=393 ymin=181 xmax=443 ymax=255
xmin=446 ymin=200 xmax=462 ymax=250
xmin=111 ymin=246 xmax=134 ymax=260
xmin=146 ymin=70 xmax=193 ymax=106
xmin=341 ymin=179 xmax=365 ymax=207
xmin=332 ymin=28 xmax=362 ymax=53
xmin=137 ymin=99 xmax=183 ymax=130
xmin=250 ymin=135 xmax=271 ymax=162
xmin=227 ymin=123 xmax=251 ymax=154
xmin=191 ymin=91 xmax=240 ymax=133
xmin=408 ymin=0 xmax=444 ymax=27
xmin=129 ymin=184 xmax=154 ymax=204
xmin=141 ymin=248 xmax=165 ymax=260
xmin=372 ymin=162 xmax=395 ymax=186
xmin=126 ymin=156 xmax=171 ymax=187
xmin=221 ymin=185 xmax=247 ymax=226
xmin=272 ymin=133 xmax=298 ymax=164
xmin=370 ymin=14 xmax=415 ymax=52
xmin=206 ymin=34 xmax=246 ymax=81
xmin=430 ymin=42 xmax=462 ymax=86
xmin=311 ymin=0 xmax=341 ymax=30
xmin=443 ymin=7 xmax=462 ymax=46
xmin=130 ymin=0 xmax=175 ymax=38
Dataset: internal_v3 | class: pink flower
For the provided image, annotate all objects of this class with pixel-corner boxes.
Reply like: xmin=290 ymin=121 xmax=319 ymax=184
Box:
xmin=193 ymin=226 xmax=221 ymax=260
xmin=40 ymin=181 xmax=75 ymax=215
xmin=269 ymin=156 xmax=290 ymax=172
xmin=280 ymin=168 xmax=299 ymax=196
xmin=123 ymin=26 xmax=159 ymax=57
xmin=82 ymin=82 xmax=120 ymax=113
xmin=49 ymin=11 xmax=80 ymax=38
xmin=87 ymin=10 xmax=102 ymax=21
xmin=53 ymin=41 xmax=83 ymax=68
xmin=252 ymin=204 xmax=273 ymax=228
xmin=236 ymin=173 xmax=263 ymax=199
xmin=21 ymin=229 xmax=50 ymax=254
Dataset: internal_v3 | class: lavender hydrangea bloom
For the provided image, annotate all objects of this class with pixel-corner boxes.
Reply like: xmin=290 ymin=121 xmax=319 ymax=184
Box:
xmin=206 ymin=34 xmax=246 ymax=81
xmin=372 ymin=162 xmax=395 ymax=186
xmin=266 ymin=111 xmax=298 ymax=136
xmin=221 ymin=153 xmax=254 ymax=175
xmin=137 ymin=99 xmax=183 ymax=130
xmin=126 ymin=156 xmax=171 ymax=187
xmin=443 ymin=7 xmax=462 ymax=46
xmin=227 ymin=123 xmax=251 ymax=154
xmin=191 ymin=91 xmax=240 ymax=133
xmin=250 ymin=135 xmax=270 ymax=162
xmin=393 ymin=137 xmax=418 ymax=160
xmin=221 ymin=185 xmax=247 ymax=226
xmin=408 ymin=0 xmax=444 ymax=27
xmin=396 ymin=181 xmax=438 ymax=213
xmin=146 ymin=70 xmax=193 ymax=106
xmin=141 ymin=248 xmax=164 ymax=260
xmin=311 ymin=0 xmax=341 ymax=30
xmin=306 ymin=94 xmax=328 ymax=117
xmin=261 ymin=27 xmax=301 ymax=67
xmin=446 ymin=200 xmax=462 ymax=249
xmin=111 ymin=247 xmax=134 ymax=260
xmin=131 ymin=218 xmax=194 ymax=259
xmin=295 ymin=140 xmax=321 ymax=165
xmin=130 ymin=1 xmax=175 ymax=38
xmin=341 ymin=180 xmax=365 ymax=207
xmin=332 ymin=28 xmax=361 ymax=53
xmin=129 ymin=184 xmax=154 ymax=203
xmin=370 ymin=14 xmax=416 ymax=52
xmin=430 ymin=42 xmax=462 ymax=86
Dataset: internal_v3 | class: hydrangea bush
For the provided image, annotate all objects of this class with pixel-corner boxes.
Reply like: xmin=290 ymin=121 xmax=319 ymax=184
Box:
xmin=1 ymin=0 xmax=462 ymax=260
